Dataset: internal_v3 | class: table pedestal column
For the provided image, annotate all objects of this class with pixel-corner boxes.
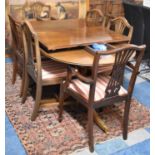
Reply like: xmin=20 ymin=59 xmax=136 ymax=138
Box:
xmin=93 ymin=110 xmax=108 ymax=133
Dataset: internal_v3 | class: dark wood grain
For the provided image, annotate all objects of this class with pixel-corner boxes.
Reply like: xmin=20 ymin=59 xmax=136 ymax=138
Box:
xmin=30 ymin=19 xmax=129 ymax=50
xmin=41 ymin=47 xmax=115 ymax=67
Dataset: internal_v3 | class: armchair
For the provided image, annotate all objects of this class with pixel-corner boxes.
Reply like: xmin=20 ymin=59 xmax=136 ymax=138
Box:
xmin=58 ymin=44 xmax=145 ymax=152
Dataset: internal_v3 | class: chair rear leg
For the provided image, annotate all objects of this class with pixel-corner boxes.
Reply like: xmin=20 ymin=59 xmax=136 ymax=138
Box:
xmin=22 ymin=72 xmax=29 ymax=103
xmin=12 ymin=56 xmax=17 ymax=84
xmin=20 ymin=66 xmax=25 ymax=97
xmin=123 ymin=98 xmax=131 ymax=140
xmin=88 ymin=108 xmax=94 ymax=152
xmin=59 ymin=82 xmax=65 ymax=122
xmin=31 ymin=84 xmax=42 ymax=121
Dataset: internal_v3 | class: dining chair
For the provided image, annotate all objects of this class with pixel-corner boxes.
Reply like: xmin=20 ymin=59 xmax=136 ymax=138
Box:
xmin=86 ymin=10 xmax=114 ymax=74
xmin=58 ymin=44 xmax=145 ymax=152
xmin=102 ymin=14 xmax=114 ymax=27
xmin=85 ymin=9 xmax=111 ymax=74
xmin=22 ymin=20 xmax=67 ymax=121
xmin=27 ymin=2 xmax=51 ymax=18
xmin=107 ymin=16 xmax=138 ymax=72
xmin=8 ymin=15 xmax=25 ymax=96
xmin=86 ymin=9 xmax=104 ymax=26
xmin=107 ymin=16 xmax=133 ymax=44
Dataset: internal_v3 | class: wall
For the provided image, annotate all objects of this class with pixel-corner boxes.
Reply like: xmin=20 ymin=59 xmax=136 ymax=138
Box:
xmin=90 ymin=0 xmax=143 ymax=17
xmin=6 ymin=0 xmax=86 ymax=46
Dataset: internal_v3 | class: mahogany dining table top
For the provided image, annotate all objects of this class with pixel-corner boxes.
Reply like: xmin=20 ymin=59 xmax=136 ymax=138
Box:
xmin=30 ymin=19 xmax=129 ymax=51
xmin=41 ymin=46 xmax=115 ymax=67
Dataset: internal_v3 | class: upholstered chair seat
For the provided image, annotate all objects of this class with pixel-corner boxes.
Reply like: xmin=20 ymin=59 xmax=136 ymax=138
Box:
xmin=41 ymin=61 xmax=67 ymax=81
xmin=69 ymin=75 xmax=127 ymax=102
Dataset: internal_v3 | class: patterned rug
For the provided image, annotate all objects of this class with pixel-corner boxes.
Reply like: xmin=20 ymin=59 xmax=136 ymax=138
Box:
xmin=5 ymin=63 xmax=150 ymax=155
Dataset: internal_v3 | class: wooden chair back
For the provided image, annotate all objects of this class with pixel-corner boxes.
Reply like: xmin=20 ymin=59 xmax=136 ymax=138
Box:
xmin=8 ymin=15 xmax=17 ymax=49
xmin=22 ymin=20 xmax=41 ymax=81
xmin=102 ymin=14 xmax=113 ymax=27
xmin=30 ymin=2 xmax=51 ymax=18
xmin=107 ymin=17 xmax=133 ymax=42
xmin=86 ymin=9 xmax=103 ymax=26
xmin=88 ymin=44 xmax=145 ymax=101
xmin=8 ymin=15 xmax=23 ymax=57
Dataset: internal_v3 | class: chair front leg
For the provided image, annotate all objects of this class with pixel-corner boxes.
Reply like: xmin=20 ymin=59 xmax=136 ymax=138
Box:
xmin=88 ymin=107 xmax=94 ymax=152
xmin=12 ymin=55 xmax=17 ymax=84
xmin=31 ymin=84 xmax=42 ymax=121
xmin=22 ymin=71 xmax=29 ymax=103
xmin=123 ymin=97 xmax=131 ymax=140
xmin=20 ymin=64 xmax=25 ymax=97
xmin=59 ymin=81 xmax=66 ymax=122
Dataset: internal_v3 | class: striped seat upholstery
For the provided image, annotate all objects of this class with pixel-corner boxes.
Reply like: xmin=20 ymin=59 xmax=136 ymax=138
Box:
xmin=69 ymin=75 xmax=127 ymax=102
xmin=41 ymin=61 xmax=67 ymax=80
xmin=98 ymin=65 xmax=113 ymax=74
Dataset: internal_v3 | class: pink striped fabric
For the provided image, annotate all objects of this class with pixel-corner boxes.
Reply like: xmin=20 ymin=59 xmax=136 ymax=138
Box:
xmin=69 ymin=75 xmax=127 ymax=102
xmin=98 ymin=65 xmax=113 ymax=73
xmin=41 ymin=61 xmax=67 ymax=80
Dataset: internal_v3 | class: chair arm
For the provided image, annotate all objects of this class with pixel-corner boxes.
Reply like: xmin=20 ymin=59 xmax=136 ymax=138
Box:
xmin=127 ymin=62 xmax=135 ymax=70
xmin=69 ymin=66 xmax=94 ymax=84
xmin=127 ymin=62 xmax=140 ymax=74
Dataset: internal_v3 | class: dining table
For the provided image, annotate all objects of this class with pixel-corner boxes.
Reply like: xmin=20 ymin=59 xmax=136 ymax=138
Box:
xmin=30 ymin=18 xmax=129 ymax=51
xmin=29 ymin=18 xmax=130 ymax=132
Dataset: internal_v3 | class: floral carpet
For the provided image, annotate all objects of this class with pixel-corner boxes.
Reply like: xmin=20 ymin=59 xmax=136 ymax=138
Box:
xmin=5 ymin=64 xmax=150 ymax=155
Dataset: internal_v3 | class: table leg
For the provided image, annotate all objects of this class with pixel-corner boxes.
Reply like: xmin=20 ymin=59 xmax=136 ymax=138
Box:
xmin=40 ymin=99 xmax=108 ymax=133
xmin=93 ymin=110 xmax=108 ymax=133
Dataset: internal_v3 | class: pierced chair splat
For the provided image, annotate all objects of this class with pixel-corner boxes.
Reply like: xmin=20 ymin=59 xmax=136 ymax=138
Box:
xmin=107 ymin=16 xmax=134 ymax=71
xmin=107 ymin=16 xmax=133 ymax=45
xmin=86 ymin=9 xmax=104 ymax=26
